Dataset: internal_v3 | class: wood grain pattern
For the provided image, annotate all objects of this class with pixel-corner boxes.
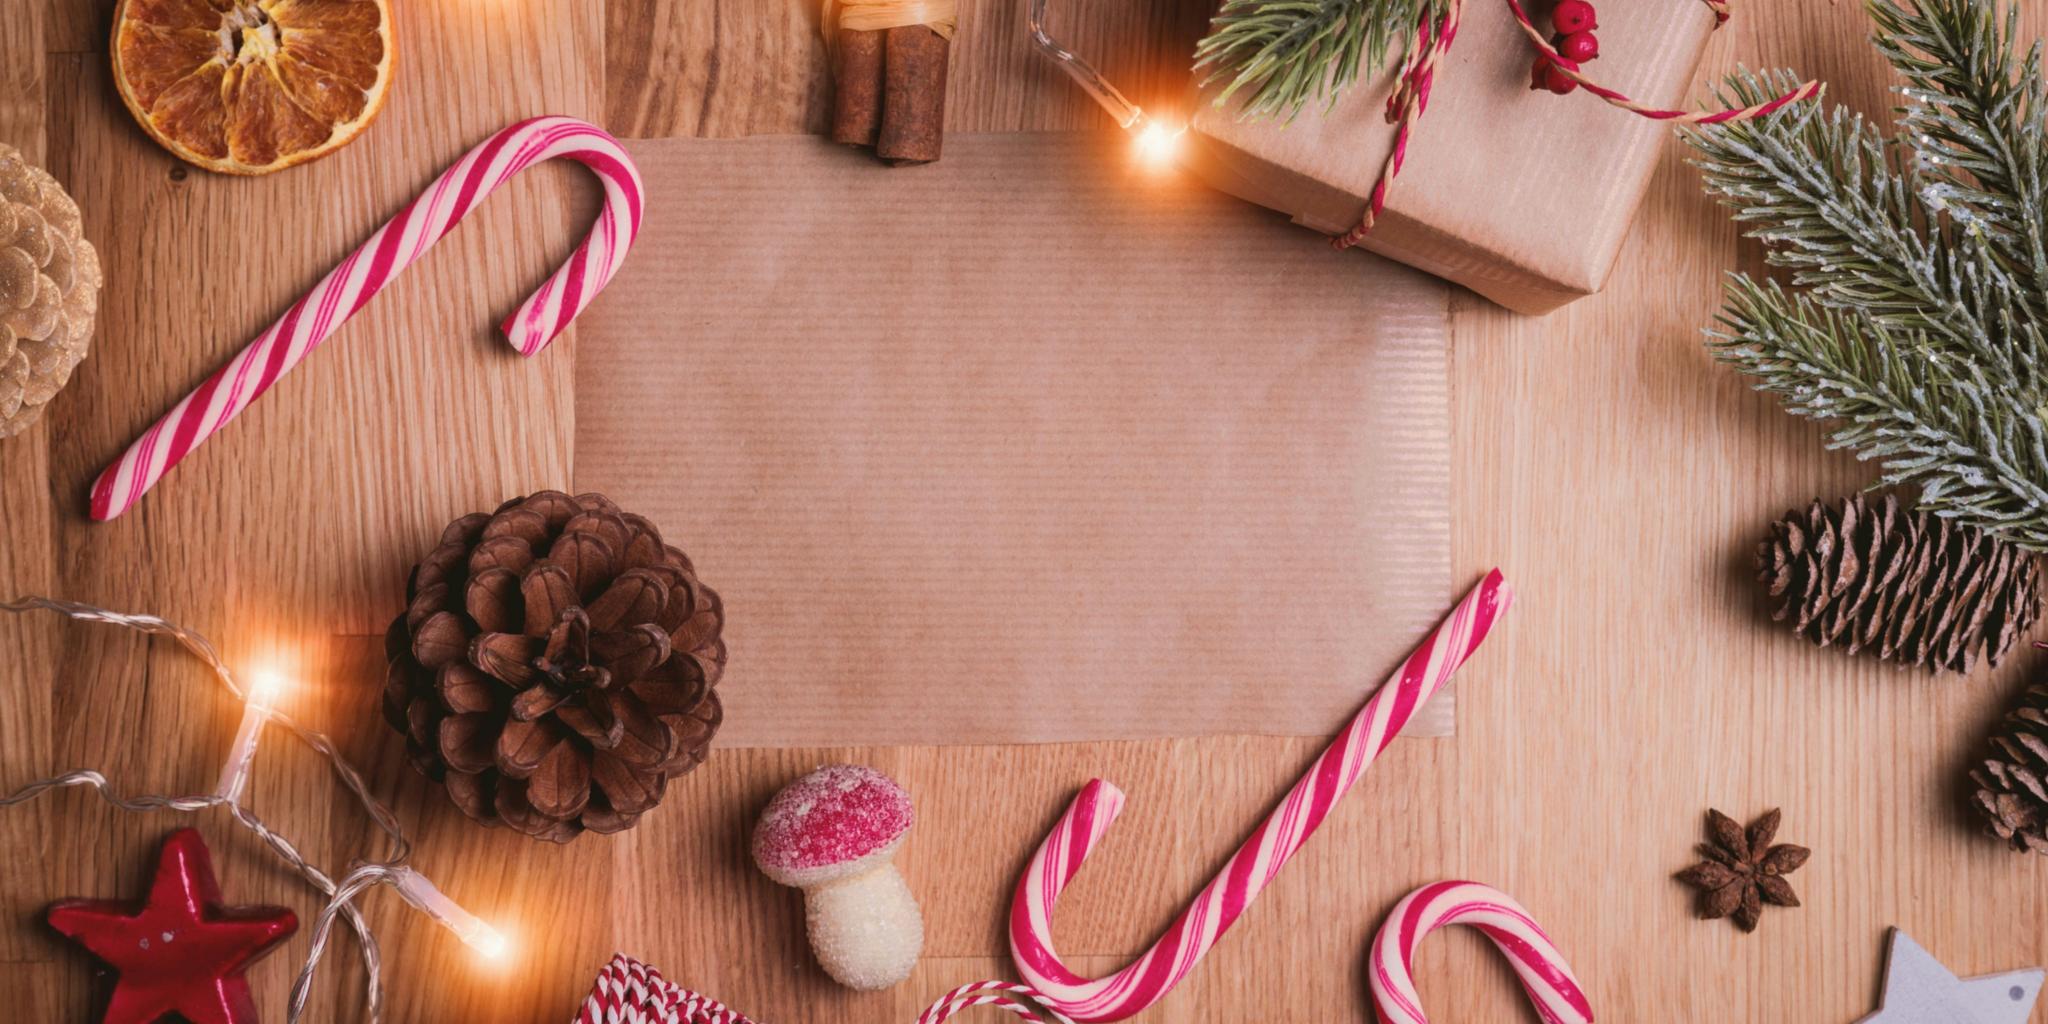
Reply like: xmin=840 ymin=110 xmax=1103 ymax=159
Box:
xmin=4 ymin=0 xmax=2048 ymax=1021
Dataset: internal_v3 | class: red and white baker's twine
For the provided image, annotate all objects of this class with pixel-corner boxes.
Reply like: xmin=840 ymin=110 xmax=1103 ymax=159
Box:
xmin=1370 ymin=881 xmax=1592 ymax=1024
xmin=88 ymin=115 xmax=643 ymax=522
xmin=576 ymin=954 xmax=754 ymax=1024
xmin=990 ymin=570 xmax=1513 ymax=1022
xmin=1333 ymin=0 xmax=1819 ymax=249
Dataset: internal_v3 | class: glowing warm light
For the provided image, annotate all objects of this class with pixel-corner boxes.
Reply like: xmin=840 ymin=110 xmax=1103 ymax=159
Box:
xmin=1130 ymin=117 xmax=1186 ymax=168
xmin=466 ymin=924 xmax=511 ymax=961
xmin=392 ymin=865 xmax=511 ymax=962
xmin=215 ymin=669 xmax=291 ymax=801
xmin=245 ymin=669 xmax=287 ymax=709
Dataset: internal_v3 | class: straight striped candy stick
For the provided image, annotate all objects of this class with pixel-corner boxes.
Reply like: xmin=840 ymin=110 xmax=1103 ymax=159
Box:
xmin=88 ymin=115 xmax=643 ymax=522
xmin=1005 ymin=569 xmax=1513 ymax=1022
xmin=1370 ymin=881 xmax=1593 ymax=1024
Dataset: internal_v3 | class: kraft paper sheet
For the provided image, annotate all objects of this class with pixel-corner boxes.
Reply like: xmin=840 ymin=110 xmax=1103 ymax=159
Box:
xmin=574 ymin=133 xmax=1453 ymax=746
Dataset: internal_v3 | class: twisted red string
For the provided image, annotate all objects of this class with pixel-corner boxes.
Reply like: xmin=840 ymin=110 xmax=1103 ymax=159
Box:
xmin=1334 ymin=0 xmax=1817 ymax=249
xmin=1340 ymin=0 xmax=1463 ymax=249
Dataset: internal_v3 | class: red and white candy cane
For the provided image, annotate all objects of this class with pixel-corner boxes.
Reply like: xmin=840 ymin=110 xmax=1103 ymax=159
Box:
xmin=916 ymin=982 xmax=1076 ymax=1024
xmin=1370 ymin=881 xmax=1592 ymax=1024
xmin=87 ymin=115 xmax=643 ymax=522
xmin=1003 ymin=569 xmax=1513 ymax=1022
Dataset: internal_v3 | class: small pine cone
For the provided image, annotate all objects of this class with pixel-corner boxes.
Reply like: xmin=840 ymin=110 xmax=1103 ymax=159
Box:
xmin=384 ymin=491 xmax=728 ymax=843
xmin=0 ymin=142 xmax=99 ymax=439
xmin=1971 ymin=681 xmax=2048 ymax=854
xmin=1756 ymin=493 xmax=2041 ymax=673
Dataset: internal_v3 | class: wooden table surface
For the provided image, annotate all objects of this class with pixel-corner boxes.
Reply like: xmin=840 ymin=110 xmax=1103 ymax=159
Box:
xmin=6 ymin=1 xmax=2048 ymax=1021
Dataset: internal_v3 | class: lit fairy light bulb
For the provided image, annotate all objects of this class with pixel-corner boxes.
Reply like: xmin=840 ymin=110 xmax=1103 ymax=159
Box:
xmin=215 ymin=669 xmax=288 ymax=803
xmin=246 ymin=669 xmax=286 ymax=708
xmin=1130 ymin=115 xmax=1186 ymax=167
xmin=392 ymin=866 xmax=511 ymax=961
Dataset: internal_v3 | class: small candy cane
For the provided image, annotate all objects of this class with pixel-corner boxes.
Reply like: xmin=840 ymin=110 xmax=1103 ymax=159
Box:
xmin=1007 ymin=570 xmax=1513 ymax=1022
xmin=915 ymin=982 xmax=1076 ymax=1024
xmin=88 ymin=115 xmax=643 ymax=522
xmin=1370 ymin=881 xmax=1592 ymax=1024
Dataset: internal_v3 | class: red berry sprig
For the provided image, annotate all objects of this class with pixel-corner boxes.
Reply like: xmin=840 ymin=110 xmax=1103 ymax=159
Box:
xmin=1554 ymin=0 xmax=1597 ymax=33
xmin=1530 ymin=0 xmax=1601 ymax=95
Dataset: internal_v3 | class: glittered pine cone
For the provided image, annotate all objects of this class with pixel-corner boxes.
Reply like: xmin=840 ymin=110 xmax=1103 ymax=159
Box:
xmin=1971 ymin=680 xmax=2048 ymax=854
xmin=0 ymin=142 xmax=99 ymax=439
xmin=1757 ymin=493 xmax=2041 ymax=673
xmin=383 ymin=491 xmax=727 ymax=843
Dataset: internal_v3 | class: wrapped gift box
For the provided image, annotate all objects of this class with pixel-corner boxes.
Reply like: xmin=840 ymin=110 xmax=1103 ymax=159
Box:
xmin=1183 ymin=1 xmax=1719 ymax=313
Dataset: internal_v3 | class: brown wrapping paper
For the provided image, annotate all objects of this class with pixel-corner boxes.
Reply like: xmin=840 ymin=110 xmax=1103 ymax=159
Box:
xmin=1185 ymin=2 xmax=1718 ymax=314
xmin=574 ymin=133 xmax=1452 ymax=746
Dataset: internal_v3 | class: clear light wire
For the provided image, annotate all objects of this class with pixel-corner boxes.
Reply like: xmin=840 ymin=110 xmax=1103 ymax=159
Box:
xmin=0 ymin=596 xmax=504 ymax=1023
xmin=1026 ymin=0 xmax=1144 ymax=129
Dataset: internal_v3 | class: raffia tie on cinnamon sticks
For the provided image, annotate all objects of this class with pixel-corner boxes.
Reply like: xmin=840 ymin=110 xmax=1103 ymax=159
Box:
xmin=824 ymin=0 xmax=957 ymax=164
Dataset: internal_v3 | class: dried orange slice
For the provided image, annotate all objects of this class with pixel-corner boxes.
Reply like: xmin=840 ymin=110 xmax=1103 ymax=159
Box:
xmin=111 ymin=0 xmax=395 ymax=175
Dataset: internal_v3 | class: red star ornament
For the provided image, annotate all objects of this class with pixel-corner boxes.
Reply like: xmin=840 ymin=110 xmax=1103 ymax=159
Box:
xmin=47 ymin=828 xmax=298 ymax=1024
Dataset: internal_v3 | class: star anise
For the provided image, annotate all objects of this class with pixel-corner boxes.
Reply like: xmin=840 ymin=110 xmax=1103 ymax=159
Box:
xmin=1674 ymin=808 xmax=1810 ymax=932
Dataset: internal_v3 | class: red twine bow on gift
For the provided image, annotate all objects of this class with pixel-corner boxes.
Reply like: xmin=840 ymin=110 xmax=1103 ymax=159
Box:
xmin=1332 ymin=0 xmax=1819 ymax=250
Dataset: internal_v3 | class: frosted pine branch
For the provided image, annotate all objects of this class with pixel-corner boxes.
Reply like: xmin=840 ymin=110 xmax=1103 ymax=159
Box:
xmin=1688 ymin=0 xmax=2048 ymax=551
xmin=1710 ymin=278 xmax=2048 ymax=547
xmin=1872 ymin=0 xmax=2048 ymax=302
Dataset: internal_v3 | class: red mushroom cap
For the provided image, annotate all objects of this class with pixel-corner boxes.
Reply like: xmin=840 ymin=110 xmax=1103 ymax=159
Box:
xmin=752 ymin=764 xmax=914 ymax=888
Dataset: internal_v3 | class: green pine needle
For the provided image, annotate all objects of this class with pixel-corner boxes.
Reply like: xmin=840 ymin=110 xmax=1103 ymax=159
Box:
xmin=1193 ymin=0 xmax=1450 ymax=122
xmin=1688 ymin=0 xmax=2048 ymax=550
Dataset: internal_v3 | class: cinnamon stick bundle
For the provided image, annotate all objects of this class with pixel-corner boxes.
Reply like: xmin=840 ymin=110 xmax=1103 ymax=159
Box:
xmin=827 ymin=3 xmax=952 ymax=165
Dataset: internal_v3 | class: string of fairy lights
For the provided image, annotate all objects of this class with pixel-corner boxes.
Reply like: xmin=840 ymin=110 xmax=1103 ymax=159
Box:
xmin=0 ymin=597 xmax=505 ymax=1024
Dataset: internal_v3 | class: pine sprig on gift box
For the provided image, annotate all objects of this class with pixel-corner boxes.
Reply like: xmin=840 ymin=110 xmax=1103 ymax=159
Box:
xmin=1194 ymin=0 xmax=1451 ymax=121
xmin=1688 ymin=0 xmax=2048 ymax=552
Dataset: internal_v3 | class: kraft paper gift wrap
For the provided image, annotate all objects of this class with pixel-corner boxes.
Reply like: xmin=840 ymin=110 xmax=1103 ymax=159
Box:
xmin=574 ymin=133 xmax=1454 ymax=746
xmin=1184 ymin=0 xmax=1718 ymax=314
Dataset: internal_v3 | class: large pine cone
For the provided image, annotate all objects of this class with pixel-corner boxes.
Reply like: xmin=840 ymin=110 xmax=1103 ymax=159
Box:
xmin=0 ymin=142 xmax=98 ymax=439
xmin=1757 ymin=493 xmax=2040 ymax=673
xmin=1971 ymin=681 xmax=2048 ymax=854
xmin=384 ymin=491 xmax=727 ymax=843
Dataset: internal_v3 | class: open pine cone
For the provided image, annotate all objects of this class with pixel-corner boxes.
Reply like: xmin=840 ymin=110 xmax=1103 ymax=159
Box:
xmin=1757 ymin=493 xmax=2041 ymax=673
xmin=1971 ymin=680 xmax=2048 ymax=854
xmin=384 ymin=492 xmax=727 ymax=843
xmin=0 ymin=142 xmax=98 ymax=438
